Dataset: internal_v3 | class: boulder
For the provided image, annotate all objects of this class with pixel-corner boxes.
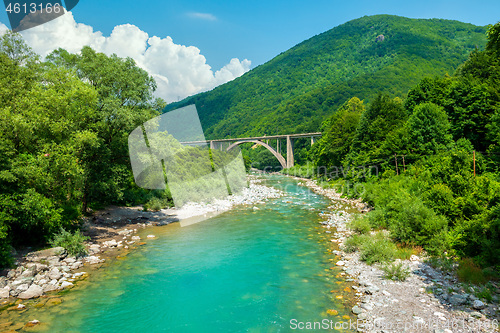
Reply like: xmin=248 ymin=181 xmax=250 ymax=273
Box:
xmin=448 ymin=294 xmax=468 ymax=306
xmin=472 ymin=300 xmax=486 ymax=310
xmin=59 ymin=281 xmax=73 ymax=289
xmin=42 ymin=284 xmax=58 ymax=293
xmin=0 ymin=277 xmax=7 ymax=288
xmin=85 ymin=256 xmax=103 ymax=265
xmin=88 ymin=244 xmax=100 ymax=254
xmin=365 ymin=286 xmax=380 ymax=295
xmin=26 ymin=247 xmax=66 ymax=261
xmin=0 ymin=286 xmax=10 ymax=298
xmin=18 ymin=284 xmax=43 ymax=299
xmin=47 ymin=268 xmax=62 ymax=281
xmin=15 ymin=284 xmax=30 ymax=293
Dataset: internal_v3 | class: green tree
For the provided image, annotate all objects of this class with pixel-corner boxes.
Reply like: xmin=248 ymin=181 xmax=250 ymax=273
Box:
xmin=46 ymin=47 xmax=166 ymax=210
xmin=407 ymin=102 xmax=452 ymax=154
xmin=314 ymin=97 xmax=364 ymax=168
xmin=347 ymin=94 xmax=408 ymax=167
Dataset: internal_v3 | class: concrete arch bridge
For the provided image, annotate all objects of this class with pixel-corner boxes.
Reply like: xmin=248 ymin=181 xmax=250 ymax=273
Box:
xmin=182 ymin=133 xmax=322 ymax=169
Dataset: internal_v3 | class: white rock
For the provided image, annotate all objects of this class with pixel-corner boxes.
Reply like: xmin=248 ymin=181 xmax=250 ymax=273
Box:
xmin=0 ymin=286 xmax=10 ymax=298
xmin=60 ymin=281 xmax=73 ymax=289
xmin=16 ymin=284 xmax=30 ymax=293
xmin=473 ymin=300 xmax=486 ymax=310
xmin=131 ymin=236 xmax=140 ymax=241
xmin=147 ymin=235 xmax=156 ymax=239
xmin=47 ymin=268 xmax=62 ymax=280
xmin=18 ymin=284 xmax=43 ymax=299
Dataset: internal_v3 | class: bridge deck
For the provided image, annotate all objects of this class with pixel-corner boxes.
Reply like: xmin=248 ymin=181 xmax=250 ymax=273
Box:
xmin=181 ymin=132 xmax=322 ymax=145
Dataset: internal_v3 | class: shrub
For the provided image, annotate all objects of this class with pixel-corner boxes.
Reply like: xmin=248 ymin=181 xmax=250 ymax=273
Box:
xmin=382 ymin=261 xmax=411 ymax=281
xmin=426 ymin=255 xmax=457 ymax=273
xmin=349 ymin=215 xmax=371 ymax=234
xmin=359 ymin=233 xmax=397 ymax=265
xmin=342 ymin=234 xmax=367 ymax=253
xmin=50 ymin=228 xmax=88 ymax=257
xmin=457 ymin=258 xmax=487 ymax=285
xmin=144 ymin=197 xmax=169 ymax=212
xmin=476 ymin=287 xmax=493 ymax=302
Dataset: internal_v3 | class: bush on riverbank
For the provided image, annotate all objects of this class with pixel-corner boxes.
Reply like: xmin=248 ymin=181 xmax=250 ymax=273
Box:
xmin=382 ymin=261 xmax=411 ymax=281
xmin=50 ymin=229 xmax=89 ymax=257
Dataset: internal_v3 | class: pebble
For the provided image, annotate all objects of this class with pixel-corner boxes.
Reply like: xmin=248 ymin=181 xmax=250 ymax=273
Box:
xmin=352 ymin=305 xmax=363 ymax=315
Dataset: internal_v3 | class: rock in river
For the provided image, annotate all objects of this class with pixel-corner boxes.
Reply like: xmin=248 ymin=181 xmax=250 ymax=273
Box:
xmin=18 ymin=284 xmax=43 ymax=299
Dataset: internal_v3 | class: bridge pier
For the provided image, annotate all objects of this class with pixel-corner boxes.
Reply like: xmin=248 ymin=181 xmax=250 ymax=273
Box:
xmin=286 ymin=135 xmax=294 ymax=168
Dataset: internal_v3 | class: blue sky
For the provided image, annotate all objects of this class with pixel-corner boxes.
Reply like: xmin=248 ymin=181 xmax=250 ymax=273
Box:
xmin=1 ymin=0 xmax=499 ymax=69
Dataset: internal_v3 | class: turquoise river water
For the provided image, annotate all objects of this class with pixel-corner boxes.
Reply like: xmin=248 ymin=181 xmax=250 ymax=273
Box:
xmin=3 ymin=175 xmax=356 ymax=332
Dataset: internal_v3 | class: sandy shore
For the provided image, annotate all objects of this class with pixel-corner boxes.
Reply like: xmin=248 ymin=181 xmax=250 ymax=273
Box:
xmin=295 ymin=177 xmax=500 ymax=333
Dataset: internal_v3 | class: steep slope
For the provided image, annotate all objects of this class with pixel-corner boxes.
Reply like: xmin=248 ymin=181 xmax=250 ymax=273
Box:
xmin=166 ymin=15 xmax=487 ymax=139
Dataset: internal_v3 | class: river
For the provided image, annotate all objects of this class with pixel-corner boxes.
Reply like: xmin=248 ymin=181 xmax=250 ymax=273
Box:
xmin=5 ymin=175 xmax=355 ymax=332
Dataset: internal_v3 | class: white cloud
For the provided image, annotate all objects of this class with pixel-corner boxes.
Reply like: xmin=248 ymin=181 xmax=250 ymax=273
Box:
xmin=187 ymin=12 xmax=217 ymax=21
xmin=0 ymin=13 xmax=250 ymax=102
xmin=0 ymin=22 xmax=8 ymax=35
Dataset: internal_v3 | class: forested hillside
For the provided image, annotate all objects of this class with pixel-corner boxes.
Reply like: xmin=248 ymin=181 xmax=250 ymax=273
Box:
xmin=167 ymin=15 xmax=487 ymax=140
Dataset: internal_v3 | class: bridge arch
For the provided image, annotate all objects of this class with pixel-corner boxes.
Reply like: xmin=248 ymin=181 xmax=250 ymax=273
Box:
xmin=226 ymin=140 xmax=286 ymax=169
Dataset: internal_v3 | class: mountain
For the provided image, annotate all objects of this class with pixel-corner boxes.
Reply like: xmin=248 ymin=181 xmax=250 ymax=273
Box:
xmin=165 ymin=15 xmax=487 ymax=140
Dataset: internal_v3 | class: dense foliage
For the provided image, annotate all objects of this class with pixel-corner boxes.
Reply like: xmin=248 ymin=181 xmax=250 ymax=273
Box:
xmin=306 ymin=22 xmax=500 ymax=270
xmin=0 ymin=32 xmax=166 ymax=267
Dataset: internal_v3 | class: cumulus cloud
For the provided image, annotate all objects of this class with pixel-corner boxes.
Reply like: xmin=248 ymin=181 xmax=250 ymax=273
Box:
xmin=187 ymin=12 xmax=217 ymax=21
xmin=0 ymin=13 xmax=250 ymax=102
xmin=0 ymin=22 xmax=8 ymax=35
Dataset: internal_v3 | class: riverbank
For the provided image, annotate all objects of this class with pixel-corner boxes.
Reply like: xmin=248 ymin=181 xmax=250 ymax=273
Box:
xmin=0 ymin=174 xmax=283 ymax=330
xmin=295 ymin=176 xmax=500 ymax=333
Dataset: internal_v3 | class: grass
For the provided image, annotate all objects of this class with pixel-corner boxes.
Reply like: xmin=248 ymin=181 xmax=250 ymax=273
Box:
xmin=426 ymin=255 xmax=457 ymax=273
xmin=382 ymin=261 xmax=411 ymax=281
xmin=457 ymin=258 xmax=488 ymax=285
xmin=476 ymin=287 xmax=493 ymax=302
